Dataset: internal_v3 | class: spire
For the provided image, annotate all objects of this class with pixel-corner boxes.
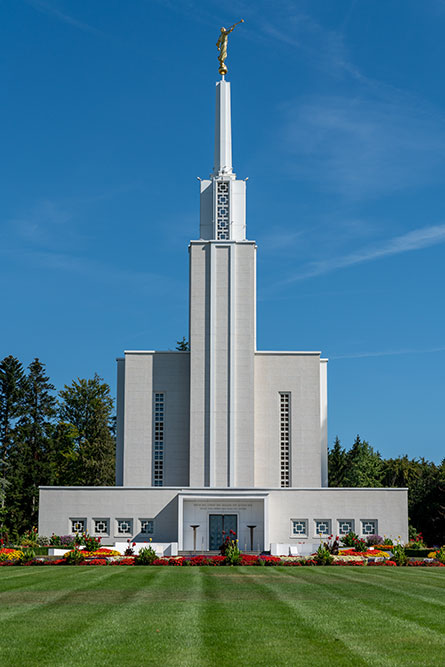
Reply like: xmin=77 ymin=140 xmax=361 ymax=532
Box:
xmin=213 ymin=79 xmax=233 ymax=177
xmin=199 ymin=77 xmax=246 ymax=242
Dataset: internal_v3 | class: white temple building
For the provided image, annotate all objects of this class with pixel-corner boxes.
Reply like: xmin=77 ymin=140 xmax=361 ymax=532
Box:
xmin=39 ymin=71 xmax=408 ymax=553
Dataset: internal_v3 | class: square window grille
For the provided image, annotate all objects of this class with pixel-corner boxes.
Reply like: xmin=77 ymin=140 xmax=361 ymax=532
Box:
xmin=117 ymin=519 xmax=132 ymax=535
xmin=314 ymin=520 xmax=331 ymax=537
xmin=361 ymin=520 xmax=377 ymax=536
xmin=140 ymin=519 xmax=154 ymax=535
xmin=94 ymin=519 xmax=109 ymax=535
xmin=291 ymin=520 xmax=308 ymax=537
xmin=70 ymin=518 xmax=86 ymax=534
xmin=338 ymin=520 xmax=354 ymax=536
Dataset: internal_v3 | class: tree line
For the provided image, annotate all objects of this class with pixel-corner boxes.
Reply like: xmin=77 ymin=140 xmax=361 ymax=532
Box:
xmin=329 ymin=435 xmax=445 ymax=545
xmin=0 ymin=356 xmax=115 ymax=537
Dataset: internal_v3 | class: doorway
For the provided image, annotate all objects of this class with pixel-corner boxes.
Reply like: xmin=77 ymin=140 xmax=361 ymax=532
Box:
xmin=209 ymin=514 xmax=237 ymax=551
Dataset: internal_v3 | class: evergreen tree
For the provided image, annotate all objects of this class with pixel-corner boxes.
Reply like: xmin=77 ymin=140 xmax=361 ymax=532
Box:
xmin=343 ymin=435 xmax=383 ymax=487
xmin=0 ymin=356 xmax=25 ymax=534
xmin=328 ymin=436 xmax=347 ymax=486
xmin=176 ymin=337 xmax=190 ymax=351
xmin=59 ymin=374 xmax=115 ymax=486
xmin=7 ymin=359 xmax=57 ymax=531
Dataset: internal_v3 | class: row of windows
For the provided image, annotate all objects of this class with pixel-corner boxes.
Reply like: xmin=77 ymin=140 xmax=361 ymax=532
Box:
xmin=70 ymin=518 xmax=154 ymax=537
xmin=291 ymin=519 xmax=377 ymax=538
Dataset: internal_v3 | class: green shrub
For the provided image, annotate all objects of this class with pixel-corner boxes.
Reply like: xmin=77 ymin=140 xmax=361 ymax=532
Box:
xmin=315 ymin=544 xmax=333 ymax=566
xmin=351 ymin=537 xmax=368 ymax=552
xmin=340 ymin=531 xmax=359 ymax=547
xmin=435 ymin=546 xmax=445 ymax=564
xmin=135 ymin=546 xmax=157 ymax=565
xmin=224 ymin=540 xmax=241 ymax=565
xmin=82 ymin=533 xmax=102 ymax=552
xmin=19 ymin=548 xmax=36 ymax=563
xmin=391 ymin=544 xmax=408 ymax=566
xmin=64 ymin=548 xmax=86 ymax=565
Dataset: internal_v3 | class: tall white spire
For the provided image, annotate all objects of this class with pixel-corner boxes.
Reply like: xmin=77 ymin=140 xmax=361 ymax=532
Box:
xmin=199 ymin=78 xmax=246 ymax=241
xmin=213 ymin=79 xmax=233 ymax=177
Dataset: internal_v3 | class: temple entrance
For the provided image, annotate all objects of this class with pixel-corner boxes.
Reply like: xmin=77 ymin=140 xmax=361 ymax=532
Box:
xmin=209 ymin=514 xmax=237 ymax=551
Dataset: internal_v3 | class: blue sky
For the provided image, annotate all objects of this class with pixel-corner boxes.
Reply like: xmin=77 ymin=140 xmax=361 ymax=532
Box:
xmin=2 ymin=0 xmax=445 ymax=463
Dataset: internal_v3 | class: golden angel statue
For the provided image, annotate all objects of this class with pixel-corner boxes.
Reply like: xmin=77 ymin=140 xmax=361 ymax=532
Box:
xmin=216 ymin=20 xmax=244 ymax=75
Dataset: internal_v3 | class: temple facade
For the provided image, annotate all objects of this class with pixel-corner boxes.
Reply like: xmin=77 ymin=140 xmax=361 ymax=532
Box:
xmin=39 ymin=74 xmax=408 ymax=552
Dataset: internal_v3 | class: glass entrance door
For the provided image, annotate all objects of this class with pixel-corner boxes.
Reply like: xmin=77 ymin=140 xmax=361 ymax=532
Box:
xmin=209 ymin=514 xmax=237 ymax=550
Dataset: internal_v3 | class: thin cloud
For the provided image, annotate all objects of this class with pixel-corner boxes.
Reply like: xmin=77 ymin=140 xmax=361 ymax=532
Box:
xmin=16 ymin=248 xmax=179 ymax=296
xmin=283 ymin=94 xmax=445 ymax=198
xmin=258 ymin=11 xmax=363 ymax=81
xmin=26 ymin=0 xmax=103 ymax=36
xmin=283 ymin=223 xmax=445 ymax=282
xmin=331 ymin=346 xmax=445 ymax=360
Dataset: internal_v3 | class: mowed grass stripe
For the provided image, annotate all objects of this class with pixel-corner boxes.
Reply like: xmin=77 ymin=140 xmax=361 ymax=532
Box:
xmin=0 ymin=568 xmax=119 ymax=626
xmin=301 ymin=568 xmax=445 ymax=662
xmin=197 ymin=567 xmax=319 ymax=666
xmin=352 ymin=567 xmax=445 ymax=603
xmin=40 ymin=568 xmax=205 ymax=667
xmin=244 ymin=568 xmax=375 ymax=666
xmin=323 ymin=568 xmax=445 ymax=624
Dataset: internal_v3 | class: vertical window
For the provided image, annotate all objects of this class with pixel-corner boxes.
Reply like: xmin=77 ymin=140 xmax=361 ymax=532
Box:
xmin=280 ymin=392 xmax=291 ymax=487
xmin=216 ymin=181 xmax=229 ymax=240
xmin=153 ymin=392 xmax=165 ymax=486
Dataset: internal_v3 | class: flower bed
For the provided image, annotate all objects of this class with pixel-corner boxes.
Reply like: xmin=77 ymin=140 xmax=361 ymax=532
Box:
xmin=339 ymin=549 xmax=390 ymax=558
xmin=0 ymin=548 xmax=23 ymax=561
xmin=1 ymin=549 xmax=445 ymax=567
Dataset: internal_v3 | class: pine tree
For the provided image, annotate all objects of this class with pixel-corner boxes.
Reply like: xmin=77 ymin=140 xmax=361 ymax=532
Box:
xmin=59 ymin=374 xmax=115 ymax=486
xmin=328 ymin=436 xmax=348 ymax=486
xmin=7 ymin=359 xmax=57 ymax=531
xmin=176 ymin=337 xmax=190 ymax=351
xmin=0 ymin=356 xmax=25 ymax=535
xmin=343 ymin=435 xmax=383 ymax=487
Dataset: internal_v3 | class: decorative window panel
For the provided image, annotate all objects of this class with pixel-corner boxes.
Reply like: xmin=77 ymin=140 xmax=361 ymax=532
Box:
xmin=314 ymin=520 xmax=331 ymax=537
xmin=279 ymin=392 xmax=291 ymax=487
xmin=93 ymin=519 xmax=109 ymax=535
xmin=140 ymin=519 xmax=154 ymax=535
xmin=117 ymin=519 xmax=133 ymax=535
xmin=338 ymin=520 xmax=354 ymax=536
xmin=153 ymin=393 xmax=165 ymax=486
xmin=216 ymin=181 xmax=229 ymax=240
xmin=70 ymin=518 xmax=86 ymax=534
xmin=361 ymin=520 xmax=377 ymax=537
xmin=291 ymin=520 xmax=308 ymax=537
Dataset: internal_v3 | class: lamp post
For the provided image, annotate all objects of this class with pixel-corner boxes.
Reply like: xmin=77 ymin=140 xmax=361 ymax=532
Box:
xmin=190 ymin=525 xmax=200 ymax=552
xmin=247 ymin=525 xmax=256 ymax=552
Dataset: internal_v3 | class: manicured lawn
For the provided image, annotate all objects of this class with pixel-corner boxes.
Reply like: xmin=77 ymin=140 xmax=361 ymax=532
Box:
xmin=0 ymin=567 xmax=444 ymax=666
